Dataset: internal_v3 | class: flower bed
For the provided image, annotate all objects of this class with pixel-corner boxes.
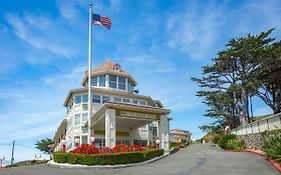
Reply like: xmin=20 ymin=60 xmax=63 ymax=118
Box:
xmin=53 ymin=144 xmax=163 ymax=165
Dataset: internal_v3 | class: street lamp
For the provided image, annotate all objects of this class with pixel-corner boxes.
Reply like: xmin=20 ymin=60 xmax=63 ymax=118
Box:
xmin=155 ymin=139 xmax=160 ymax=148
xmin=74 ymin=137 xmax=80 ymax=147
xmin=90 ymin=136 xmax=95 ymax=145
xmin=60 ymin=139 xmax=66 ymax=152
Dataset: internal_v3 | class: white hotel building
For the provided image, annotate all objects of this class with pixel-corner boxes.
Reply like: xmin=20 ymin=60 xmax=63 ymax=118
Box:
xmin=53 ymin=60 xmax=171 ymax=151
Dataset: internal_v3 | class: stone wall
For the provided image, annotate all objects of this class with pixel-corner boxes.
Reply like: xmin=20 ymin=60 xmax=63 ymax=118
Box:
xmin=238 ymin=133 xmax=264 ymax=151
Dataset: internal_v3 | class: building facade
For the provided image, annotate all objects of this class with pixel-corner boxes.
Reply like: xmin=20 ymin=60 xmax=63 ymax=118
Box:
xmin=53 ymin=60 xmax=171 ymax=151
xmin=169 ymin=129 xmax=191 ymax=143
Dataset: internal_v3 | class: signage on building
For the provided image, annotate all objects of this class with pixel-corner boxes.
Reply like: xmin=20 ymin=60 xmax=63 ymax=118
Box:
xmin=120 ymin=111 xmax=157 ymax=120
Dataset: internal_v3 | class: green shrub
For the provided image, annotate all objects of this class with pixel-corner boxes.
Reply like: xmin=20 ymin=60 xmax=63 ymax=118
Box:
xmin=219 ymin=134 xmax=236 ymax=149
xmin=263 ymin=130 xmax=281 ymax=163
xmin=67 ymin=154 xmax=80 ymax=164
xmin=53 ymin=152 xmax=68 ymax=163
xmin=53 ymin=149 xmax=164 ymax=165
xmin=170 ymin=142 xmax=188 ymax=148
xmin=212 ymin=134 xmax=240 ymax=149
xmin=212 ymin=135 xmax=221 ymax=144
xmin=142 ymin=149 xmax=164 ymax=160
xmin=225 ymin=139 xmax=246 ymax=150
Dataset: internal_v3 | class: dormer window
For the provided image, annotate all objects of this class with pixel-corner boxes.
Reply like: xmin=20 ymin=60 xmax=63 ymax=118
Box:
xmin=113 ymin=64 xmax=121 ymax=71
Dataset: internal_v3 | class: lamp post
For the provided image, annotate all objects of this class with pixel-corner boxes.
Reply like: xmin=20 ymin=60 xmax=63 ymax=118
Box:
xmin=60 ymin=139 xmax=66 ymax=152
xmin=74 ymin=137 xmax=80 ymax=147
xmin=155 ymin=139 xmax=160 ymax=148
xmin=90 ymin=136 xmax=95 ymax=146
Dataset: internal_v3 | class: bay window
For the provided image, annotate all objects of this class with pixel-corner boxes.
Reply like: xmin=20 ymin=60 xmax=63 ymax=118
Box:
xmin=74 ymin=114 xmax=80 ymax=125
xmin=109 ymin=75 xmax=117 ymax=88
xmin=82 ymin=94 xmax=88 ymax=103
xmin=102 ymin=96 xmax=110 ymax=103
xmin=91 ymin=76 xmax=97 ymax=86
xmin=93 ymin=94 xmax=101 ymax=103
xmin=99 ymin=75 xmax=105 ymax=87
xmin=74 ymin=95 xmax=81 ymax=104
xmin=118 ymin=76 xmax=126 ymax=90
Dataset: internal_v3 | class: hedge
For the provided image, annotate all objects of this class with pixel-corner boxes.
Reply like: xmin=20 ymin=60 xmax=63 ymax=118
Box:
xmin=53 ymin=149 xmax=164 ymax=165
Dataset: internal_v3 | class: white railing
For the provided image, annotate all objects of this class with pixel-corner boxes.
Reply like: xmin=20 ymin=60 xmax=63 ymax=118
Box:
xmin=232 ymin=113 xmax=281 ymax=135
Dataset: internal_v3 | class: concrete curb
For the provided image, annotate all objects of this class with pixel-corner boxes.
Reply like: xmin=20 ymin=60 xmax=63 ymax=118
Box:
xmin=225 ymin=149 xmax=281 ymax=173
xmin=48 ymin=153 xmax=169 ymax=169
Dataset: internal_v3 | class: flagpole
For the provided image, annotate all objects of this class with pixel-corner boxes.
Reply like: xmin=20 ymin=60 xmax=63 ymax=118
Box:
xmin=87 ymin=1 xmax=93 ymax=144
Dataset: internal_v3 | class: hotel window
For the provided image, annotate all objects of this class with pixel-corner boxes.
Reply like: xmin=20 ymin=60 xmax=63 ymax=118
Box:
xmin=99 ymin=75 xmax=105 ymax=87
xmin=133 ymin=100 xmax=138 ymax=104
xmin=139 ymin=101 xmax=146 ymax=106
xmin=152 ymin=126 xmax=157 ymax=136
xmin=109 ymin=75 xmax=117 ymax=88
xmin=134 ymin=140 xmax=147 ymax=147
xmin=102 ymin=96 xmax=110 ymax=103
xmin=66 ymin=120 xmax=72 ymax=133
xmin=66 ymin=139 xmax=72 ymax=151
xmin=114 ymin=97 xmax=121 ymax=102
xmin=128 ymin=81 xmax=134 ymax=93
xmin=82 ymin=136 xmax=88 ymax=144
xmin=82 ymin=94 xmax=88 ymax=103
xmin=118 ymin=76 xmax=126 ymax=90
xmin=82 ymin=127 xmax=88 ymax=133
xmin=74 ymin=114 xmax=80 ymax=125
xmin=91 ymin=76 xmax=97 ymax=86
xmin=122 ymin=98 xmax=130 ymax=103
xmin=95 ymin=138 xmax=105 ymax=148
xmin=74 ymin=95 xmax=81 ymax=104
xmin=82 ymin=113 xmax=88 ymax=122
xmin=93 ymin=94 xmax=101 ymax=103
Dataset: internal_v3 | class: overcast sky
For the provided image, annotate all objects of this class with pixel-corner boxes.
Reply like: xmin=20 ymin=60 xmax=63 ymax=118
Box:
xmin=0 ymin=0 xmax=281 ymax=162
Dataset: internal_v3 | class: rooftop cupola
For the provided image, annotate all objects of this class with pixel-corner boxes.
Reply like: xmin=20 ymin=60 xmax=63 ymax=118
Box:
xmin=81 ymin=60 xmax=137 ymax=93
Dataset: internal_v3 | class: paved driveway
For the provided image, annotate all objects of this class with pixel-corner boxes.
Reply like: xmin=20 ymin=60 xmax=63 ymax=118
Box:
xmin=0 ymin=143 xmax=279 ymax=175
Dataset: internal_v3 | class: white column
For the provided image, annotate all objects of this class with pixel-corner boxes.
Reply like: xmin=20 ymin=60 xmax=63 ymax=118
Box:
xmin=105 ymin=74 xmax=109 ymax=89
xmin=159 ymin=115 xmax=169 ymax=151
xmin=125 ymin=78 xmax=128 ymax=92
xmin=105 ymin=108 xmax=116 ymax=148
xmin=129 ymin=129 xmax=134 ymax=144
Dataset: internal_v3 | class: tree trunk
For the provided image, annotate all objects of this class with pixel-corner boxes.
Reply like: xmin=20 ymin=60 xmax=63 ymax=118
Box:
xmin=233 ymin=90 xmax=241 ymax=126
xmin=273 ymin=85 xmax=281 ymax=114
xmin=241 ymin=86 xmax=249 ymax=125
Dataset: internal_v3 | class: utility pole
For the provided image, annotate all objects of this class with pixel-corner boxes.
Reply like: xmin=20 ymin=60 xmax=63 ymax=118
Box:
xmin=10 ymin=140 xmax=15 ymax=167
xmin=0 ymin=156 xmax=5 ymax=168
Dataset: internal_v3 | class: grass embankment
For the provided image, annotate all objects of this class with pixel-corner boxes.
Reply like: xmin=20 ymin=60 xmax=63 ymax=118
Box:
xmin=5 ymin=160 xmax=48 ymax=168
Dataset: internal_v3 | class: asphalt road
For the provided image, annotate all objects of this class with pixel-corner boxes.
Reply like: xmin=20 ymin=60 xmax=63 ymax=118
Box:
xmin=0 ymin=143 xmax=279 ymax=175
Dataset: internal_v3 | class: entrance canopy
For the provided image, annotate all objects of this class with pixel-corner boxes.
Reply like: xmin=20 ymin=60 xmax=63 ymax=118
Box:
xmin=89 ymin=102 xmax=170 ymax=132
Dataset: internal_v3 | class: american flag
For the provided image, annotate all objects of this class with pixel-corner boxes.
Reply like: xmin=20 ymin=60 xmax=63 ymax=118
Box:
xmin=92 ymin=14 xmax=111 ymax=29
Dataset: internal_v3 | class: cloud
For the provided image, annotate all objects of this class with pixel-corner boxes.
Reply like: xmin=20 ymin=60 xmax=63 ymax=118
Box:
xmin=6 ymin=14 xmax=67 ymax=57
xmin=166 ymin=0 xmax=281 ymax=60
xmin=166 ymin=1 xmax=225 ymax=60
xmin=110 ymin=0 xmax=122 ymax=11
xmin=56 ymin=0 xmax=87 ymax=19
xmin=0 ymin=65 xmax=87 ymax=145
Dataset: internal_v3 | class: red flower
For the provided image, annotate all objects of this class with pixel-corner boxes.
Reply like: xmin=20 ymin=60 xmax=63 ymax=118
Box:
xmin=69 ymin=144 xmax=155 ymax=155
xmin=70 ymin=144 xmax=100 ymax=154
